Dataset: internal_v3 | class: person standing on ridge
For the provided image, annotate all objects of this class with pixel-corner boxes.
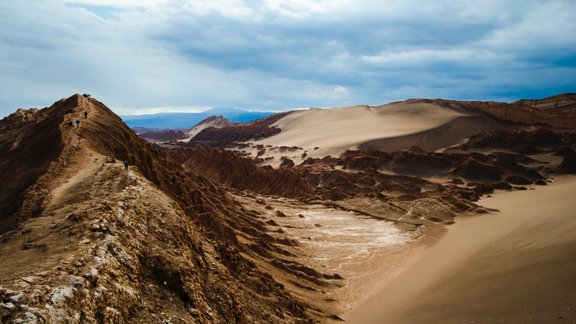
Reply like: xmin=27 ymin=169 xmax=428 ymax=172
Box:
xmin=75 ymin=119 xmax=80 ymax=128
xmin=84 ymin=111 xmax=88 ymax=119
xmin=124 ymin=160 xmax=129 ymax=171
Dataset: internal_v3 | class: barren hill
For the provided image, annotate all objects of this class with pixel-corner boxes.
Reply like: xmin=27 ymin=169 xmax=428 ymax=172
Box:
xmin=186 ymin=115 xmax=236 ymax=139
xmin=0 ymin=94 xmax=322 ymax=322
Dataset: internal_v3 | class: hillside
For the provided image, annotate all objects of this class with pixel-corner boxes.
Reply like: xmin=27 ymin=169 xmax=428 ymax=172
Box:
xmin=0 ymin=94 xmax=318 ymax=322
xmin=186 ymin=115 xmax=235 ymax=139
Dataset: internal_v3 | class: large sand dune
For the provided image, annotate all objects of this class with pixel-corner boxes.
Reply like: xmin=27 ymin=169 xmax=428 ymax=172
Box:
xmin=258 ymin=102 xmax=502 ymax=157
xmin=349 ymin=176 xmax=576 ymax=323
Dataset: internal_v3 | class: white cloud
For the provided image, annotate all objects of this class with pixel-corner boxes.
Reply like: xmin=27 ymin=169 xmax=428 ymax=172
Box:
xmin=263 ymin=0 xmax=349 ymax=18
xmin=333 ymin=85 xmax=349 ymax=95
xmin=483 ymin=0 xmax=576 ymax=49
xmin=0 ymin=0 xmax=574 ymax=118
xmin=63 ymin=0 xmax=168 ymax=8
xmin=179 ymin=0 xmax=260 ymax=19
xmin=117 ymin=105 xmax=210 ymax=115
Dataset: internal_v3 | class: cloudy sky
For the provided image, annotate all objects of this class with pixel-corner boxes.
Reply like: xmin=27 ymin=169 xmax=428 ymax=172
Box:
xmin=1 ymin=0 xmax=575 ymax=117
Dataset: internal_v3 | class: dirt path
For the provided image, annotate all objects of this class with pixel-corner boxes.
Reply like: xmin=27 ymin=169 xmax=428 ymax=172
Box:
xmin=47 ymin=147 xmax=105 ymax=209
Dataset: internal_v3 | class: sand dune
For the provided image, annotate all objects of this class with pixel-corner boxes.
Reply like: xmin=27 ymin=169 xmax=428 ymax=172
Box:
xmin=349 ymin=176 xmax=576 ymax=323
xmin=359 ymin=113 xmax=511 ymax=152
xmin=258 ymin=102 xmax=493 ymax=157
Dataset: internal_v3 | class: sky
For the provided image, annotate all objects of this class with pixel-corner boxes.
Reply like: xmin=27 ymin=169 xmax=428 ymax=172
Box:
xmin=0 ymin=0 xmax=575 ymax=117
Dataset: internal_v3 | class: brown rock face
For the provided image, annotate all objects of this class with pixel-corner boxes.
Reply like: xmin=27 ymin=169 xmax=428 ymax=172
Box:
xmin=190 ymin=124 xmax=280 ymax=145
xmin=138 ymin=129 xmax=187 ymax=141
xmin=168 ymin=146 xmax=313 ymax=198
xmin=480 ymin=94 xmax=576 ymax=129
xmin=463 ymin=128 xmax=564 ymax=154
xmin=452 ymin=157 xmax=502 ymax=182
xmin=0 ymin=96 xmax=77 ymax=233
xmin=280 ymin=157 xmax=295 ymax=168
xmin=409 ymin=93 xmax=576 ymax=130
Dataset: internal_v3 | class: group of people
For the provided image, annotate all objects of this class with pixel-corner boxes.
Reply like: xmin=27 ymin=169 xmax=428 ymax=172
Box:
xmin=67 ymin=111 xmax=89 ymax=129
xmin=66 ymin=108 xmax=131 ymax=172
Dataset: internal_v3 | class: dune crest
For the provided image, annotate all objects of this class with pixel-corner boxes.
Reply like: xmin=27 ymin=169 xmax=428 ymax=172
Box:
xmin=259 ymin=103 xmax=467 ymax=157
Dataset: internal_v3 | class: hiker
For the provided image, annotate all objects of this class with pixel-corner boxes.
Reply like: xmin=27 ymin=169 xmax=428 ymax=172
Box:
xmin=75 ymin=119 xmax=80 ymax=128
xmin=68 ymin=120 xmax=73 ymax=128
xmin=84 ymin=111 xmax=88 ymax=119
xmin=124 ymin=160 xmax=129 ymax=171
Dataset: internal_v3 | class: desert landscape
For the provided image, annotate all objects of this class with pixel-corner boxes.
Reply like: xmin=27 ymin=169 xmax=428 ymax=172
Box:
xmin=0 ymin=92 xmax=575 ymax=323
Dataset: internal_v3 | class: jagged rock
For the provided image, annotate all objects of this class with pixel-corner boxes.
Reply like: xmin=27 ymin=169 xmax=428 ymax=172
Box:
xmin=453 ymin=158 xmax=502 ymax=182
xmin=138 ymin=129 xmax=187 ymax=142
xmin=463 ymin=128 xmax=564 ymax=153
xmin=186 ymin=112 xmax=291 ymax=147
xmin=280 ymin=157 xmax=295 ymax=168
xmin=168 ymin=147 xmax=313 ymax=198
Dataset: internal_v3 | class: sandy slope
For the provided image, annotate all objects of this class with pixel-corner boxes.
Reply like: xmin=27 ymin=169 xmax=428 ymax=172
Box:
xmin=258 ymin=102 xmax=465 ymax=157
xmin=349 ymin=176 xmax=576 ymax=323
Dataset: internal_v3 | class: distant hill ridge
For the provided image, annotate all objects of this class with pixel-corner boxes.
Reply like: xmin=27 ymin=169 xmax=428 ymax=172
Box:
xmin=121 ymin=107 xmax=275 ymax=130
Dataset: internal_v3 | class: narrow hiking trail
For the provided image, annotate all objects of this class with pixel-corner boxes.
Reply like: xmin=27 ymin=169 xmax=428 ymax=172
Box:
xmin=47 ymin=147 xmax=106 ymax=209
xmin=0 ymin=97 xmax=132 ymax=284
xmin=0 ymin=96 xmax=210 ymax=322
xmin=48 ymin=94 xmax=127 ymax=210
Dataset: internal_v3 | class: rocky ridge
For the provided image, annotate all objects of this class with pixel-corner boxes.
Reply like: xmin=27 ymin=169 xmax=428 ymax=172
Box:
xmin=0 ymin=94 xmax=322 ymax=323
xmin=406 ymin=93 xmax=576 ymax=130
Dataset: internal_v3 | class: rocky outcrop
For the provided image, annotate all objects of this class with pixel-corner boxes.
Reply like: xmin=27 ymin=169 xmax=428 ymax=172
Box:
xmin=138 ymin=129 xmax=187 ymax=142
xmin=187 ymin=112 xmax=292 ymax=147
xmin=406 ymin=93 xmax=576 ymax=130
xmin=185 ymin=115 xmax=236 ymax=139
xmin=462 ymin=128 xmax=566 ymax=154
xmin=480 ymin=94 xmax=576 ymax=129
xmin=168 ymin=147 xmax=313 ymax=198
xmin=189 ymin=125 xmax=281 ymax=146
xmin=452 ymin=157 xmax=502 ymax=181
xmin=280 ymin=157 xmax=295 ymax=168
xmin=338 ymin=149 xmax=546 ymax=185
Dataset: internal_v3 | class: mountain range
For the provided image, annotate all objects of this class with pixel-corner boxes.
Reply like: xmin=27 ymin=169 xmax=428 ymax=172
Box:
xmin=121 ymin=107 xmax=275 ymax=130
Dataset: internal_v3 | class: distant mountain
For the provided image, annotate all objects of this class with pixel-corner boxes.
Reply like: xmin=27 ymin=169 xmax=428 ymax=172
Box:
xmin=121 ymin=107 xmax=275 ymax=130
xmin=185 ymin=115 xmax=236 ymax=139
